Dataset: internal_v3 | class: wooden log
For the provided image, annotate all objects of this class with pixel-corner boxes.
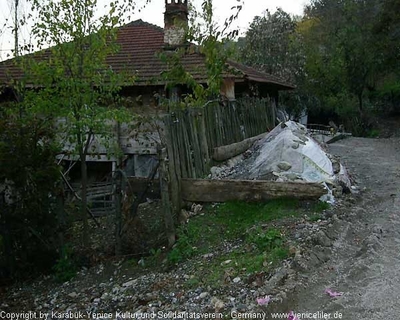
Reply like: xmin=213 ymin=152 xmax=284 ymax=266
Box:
xmin=212 ymin=132 xmax=268 ymax=162
xmin=181 ymin=178 xmax=326 ymax=202
xmin=326 ymin=133 xmax=352 ymax=144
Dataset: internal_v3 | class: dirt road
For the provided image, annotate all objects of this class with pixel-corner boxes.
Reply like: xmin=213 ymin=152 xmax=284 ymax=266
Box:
xmin=288 ymin=137 xmax=400 ymax=319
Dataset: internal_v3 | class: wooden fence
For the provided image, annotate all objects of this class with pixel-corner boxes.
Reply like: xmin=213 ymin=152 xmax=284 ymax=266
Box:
xmin=164 ymin=97 xmax=276 ymax=179
xmin=69 ymin=182 xmax=115 ymax=217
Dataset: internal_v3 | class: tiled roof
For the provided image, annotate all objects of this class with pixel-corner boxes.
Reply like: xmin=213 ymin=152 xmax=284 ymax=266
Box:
xmin=0 ymin=19 xmax=294 ymax=90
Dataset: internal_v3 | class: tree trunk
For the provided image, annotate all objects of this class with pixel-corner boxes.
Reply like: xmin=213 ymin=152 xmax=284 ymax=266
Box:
xmin=80 ymin=154 xmax=89 ymax=248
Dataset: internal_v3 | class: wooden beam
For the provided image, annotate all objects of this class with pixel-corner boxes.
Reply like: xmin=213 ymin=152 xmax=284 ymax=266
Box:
xmin=181 ymin=178 xmax=326 ymax=202
xmin=212 ymin=132 xmax=268 ymax=162
xmin=326 ymin=133 xmax=352 ymax=144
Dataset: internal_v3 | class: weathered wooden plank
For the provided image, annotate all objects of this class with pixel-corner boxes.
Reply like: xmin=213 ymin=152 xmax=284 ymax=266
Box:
xmin=188 ymin=109 xmax=203 ymax=177
xmin=175 ymin=113 xmax=188 ymax=179
xmin=198 ymin=110 xmax=210 ymax=167
xmin=181 ymin=179 xmax=326 ymax=202
xmin=182 ymin=113 xmax=195 ymax=178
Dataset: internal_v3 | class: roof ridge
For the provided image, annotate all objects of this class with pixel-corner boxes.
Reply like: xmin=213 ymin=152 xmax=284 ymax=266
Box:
xmin=226 ymin=59 xmax=295 ymax=88
xmin=121 ymin=19 xmax=164 ymax=33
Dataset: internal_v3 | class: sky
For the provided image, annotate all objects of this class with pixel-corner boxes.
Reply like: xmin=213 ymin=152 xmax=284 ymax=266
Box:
xmin=0 ymin=0 xmax=308 ymax=61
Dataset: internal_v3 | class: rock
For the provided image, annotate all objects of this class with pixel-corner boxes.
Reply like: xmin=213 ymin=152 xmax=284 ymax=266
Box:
xmin=122 ymin=279 xmax=137 ymax=287
xmin=101 ymin=292 xmax=109 ymax=300
xmin=237 ymin=304 xmax=247 ymax=312
xmin=191 ymin=204 xmax=203 ymax=214
xmin=112 ymin=286 xmax=121 ymax=294
xmin=285 ymin=173 xmax=300 ymax=181
xmin=311 ymin=246 xmax=331 ymax=263
xmin=233 ymin=277 xmax=241 ymax=283
xmin=313 ymin=230 xmax=332 ymax=247
xmin=264 ymin=268 xmax=288 ymax=292
xmin=68 ymin=292 xmax=78 ymax=298
xmin=277 ymin=161 xmax=292 ymax=171
xmin=199 ymin=292 xmax=208 ymax=299
xmin=93 ymin=298 xmax=100 ymax=304
xmin=179 ymin=209 xmax=189 ymax=224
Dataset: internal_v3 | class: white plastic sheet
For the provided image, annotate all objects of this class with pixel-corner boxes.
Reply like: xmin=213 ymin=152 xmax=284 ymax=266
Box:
xmin=249 ymin=121 xmax=335 ymax=184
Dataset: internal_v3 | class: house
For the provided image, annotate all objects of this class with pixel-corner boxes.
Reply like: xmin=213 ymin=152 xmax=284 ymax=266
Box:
xmin=0 ymin=0 xmax=293 ymax=181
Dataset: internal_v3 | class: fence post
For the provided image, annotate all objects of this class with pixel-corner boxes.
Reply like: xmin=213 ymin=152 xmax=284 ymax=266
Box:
xmin=163 ymin=116 xmax=182 ymax=217
xmin=114 ymin=170 xmax=123 ymax=256
xmin=159 ymin=147 xmax=176 ymax=248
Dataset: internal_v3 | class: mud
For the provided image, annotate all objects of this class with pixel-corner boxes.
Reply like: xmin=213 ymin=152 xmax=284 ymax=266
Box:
xmin=286 ymin=137 xmax=400 ymax=319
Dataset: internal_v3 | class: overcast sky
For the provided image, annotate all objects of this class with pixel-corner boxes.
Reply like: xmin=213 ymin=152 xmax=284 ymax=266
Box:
xmin=0 ymin=0 xmax=308 ymax=61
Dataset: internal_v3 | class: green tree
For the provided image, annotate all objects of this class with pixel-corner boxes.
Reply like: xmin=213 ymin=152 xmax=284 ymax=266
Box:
xmin=371 ymin=0 xmax=400 ymax=112
xmin=311 ymin=0 xmax=381 ymax=112
xmin=21 ymin=0 xmax=137 ymax=247
xmin=240 ymin=8 xmax=301 ymax=82
xmin=238 ymin=8 xmax=307 ymax=117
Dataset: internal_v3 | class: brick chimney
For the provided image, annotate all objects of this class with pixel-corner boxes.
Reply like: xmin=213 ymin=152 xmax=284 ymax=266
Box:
xmin=164 ymin=0 xmax=188 ymax=47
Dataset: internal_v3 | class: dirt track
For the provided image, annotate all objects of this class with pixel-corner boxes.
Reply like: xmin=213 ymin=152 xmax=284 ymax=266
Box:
xmin=288 ymin=137 xmax=400 ymax=319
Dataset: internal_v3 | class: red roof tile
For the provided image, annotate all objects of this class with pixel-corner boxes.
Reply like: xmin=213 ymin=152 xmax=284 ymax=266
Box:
xmin=0 ymin=19 xmax=294 ymax=90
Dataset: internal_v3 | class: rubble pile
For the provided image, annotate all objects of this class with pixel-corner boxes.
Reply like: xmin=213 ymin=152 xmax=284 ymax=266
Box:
xmin=209 ymin=121 xmax=353 ymax=202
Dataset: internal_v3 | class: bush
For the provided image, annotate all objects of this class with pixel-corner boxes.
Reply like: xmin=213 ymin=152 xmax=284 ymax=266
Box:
xmin=0 ymin=107 xmax=62 ymax=279
xmin=53 ymin=245 xmax=77 ymax=282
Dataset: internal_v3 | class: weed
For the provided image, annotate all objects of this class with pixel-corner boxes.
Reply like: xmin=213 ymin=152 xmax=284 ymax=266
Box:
xmin=308 ymin=214 xmax=321 ymax=222
xmin=312 ymin=201 xmax=330 ymax=213
xmin=269 ymin=247 xmax=290 ymax=262
xmin=247 ymin=227 xmax=284 ymax=251
xmin=184 ymin=276 xmax=201 ymax=288
xmin=167 ymin=227 xmax=198 ymax=264
xmin=213 ymin=199 xmax=299 ymax=238
xmin=142 ymin=248 xmax=163 ymax=266
xmin=367 ymin=129 xmax=380 ymax=138
xmin=53 ymin=245 xmax=77 ymax=283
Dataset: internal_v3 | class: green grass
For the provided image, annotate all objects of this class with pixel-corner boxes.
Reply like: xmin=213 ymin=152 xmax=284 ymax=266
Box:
xmin=212 ymin=199 xmax=300 ymax=239
xmin=312 ymin=201 xmax=330 ymax=213
xmin=166 ymin=199 xmax=300 ymax=287
xmin=123 ymin=199 xmax=326 ymax=289
xmin=308 ymin=214 xmax=322 ymax=222
xmin=367 ymin=129 xmax=380 ymax=138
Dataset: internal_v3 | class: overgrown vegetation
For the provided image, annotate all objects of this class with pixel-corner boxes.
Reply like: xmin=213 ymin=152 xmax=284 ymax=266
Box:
xmin=237 ymin=0 xmax=400 ymax=135
xmin=0 ymin=107 xmax=61 ymax=279
xmin=158 ymin=199 xmax=329 ymax=289
xmin=53 ymin=245 xmax=77 ymax=283
xmin=167 ymin=199 xmax=300 ymax=264
xmin=0 ymin=0 xmax=144 ymax=280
